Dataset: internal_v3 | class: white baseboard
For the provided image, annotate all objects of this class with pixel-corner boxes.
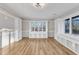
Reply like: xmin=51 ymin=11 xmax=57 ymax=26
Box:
xmin=22 ymin=31 xmax=54 ymax=37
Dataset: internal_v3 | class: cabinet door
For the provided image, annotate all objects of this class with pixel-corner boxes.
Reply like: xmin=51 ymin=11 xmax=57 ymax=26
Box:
xmin=2 ymin=31 xmax=9 ymax=48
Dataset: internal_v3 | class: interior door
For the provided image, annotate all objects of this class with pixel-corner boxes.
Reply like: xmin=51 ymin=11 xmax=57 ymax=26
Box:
xmin=29 ymin=21 xmax=48 ymax=38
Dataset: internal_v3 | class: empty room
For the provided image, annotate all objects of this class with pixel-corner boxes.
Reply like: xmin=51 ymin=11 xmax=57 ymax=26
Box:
xmin=0 ymin=3 xmax=79 ymax=55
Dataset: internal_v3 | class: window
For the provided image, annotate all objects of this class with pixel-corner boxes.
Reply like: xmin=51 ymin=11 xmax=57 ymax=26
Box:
xmin=72 ymin=15 xmax=79 ymax=34
xmin=64 ymin=15 xmax=79 ymax=34
xmin=65 ymin=18 xmax=70 ymax=33
xmin=29 ymin=21 xmax=48 ymax=38
xmin=31 ymin=21 xmax=46 ymax=32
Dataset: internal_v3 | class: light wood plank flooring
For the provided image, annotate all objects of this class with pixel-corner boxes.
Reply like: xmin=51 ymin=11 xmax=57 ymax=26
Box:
xmin=0 ymin=37 xmax=76 ymax=55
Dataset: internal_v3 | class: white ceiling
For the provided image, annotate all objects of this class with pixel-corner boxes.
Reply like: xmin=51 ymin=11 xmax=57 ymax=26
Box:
xmin=0 ymin=3 xmax=79 ymax=20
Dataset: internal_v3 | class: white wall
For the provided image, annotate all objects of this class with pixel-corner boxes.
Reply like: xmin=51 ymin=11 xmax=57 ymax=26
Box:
xmin=0 ymin=12 xmax=15 ymax=29
xmin=14 ymin=18 xmax=22 ymax=41
xmin=54 ymin=11 xmax=79 ymax=54
xmin=22 ymin=20 xmax=29 ymax=37
xmin=22 ymin=20 xmax=54 ymax=37
xmin=48 ymin=21 xmax=54 ymax=37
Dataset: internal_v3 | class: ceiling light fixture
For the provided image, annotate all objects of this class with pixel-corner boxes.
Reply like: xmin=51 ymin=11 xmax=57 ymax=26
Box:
xmin=33 ymin=3 xmax=45 ymax=8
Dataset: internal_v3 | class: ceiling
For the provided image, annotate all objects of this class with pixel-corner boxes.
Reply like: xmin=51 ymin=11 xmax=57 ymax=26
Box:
xmin=0 ymin=3 xmax=79 ymax=20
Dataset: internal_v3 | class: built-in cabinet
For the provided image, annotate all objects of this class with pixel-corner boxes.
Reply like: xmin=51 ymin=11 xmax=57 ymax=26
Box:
xmin=0 ymin=18 xmax=22 ymax=48
xmin=0 ymin=29 xmax=14 ymax=48
xmin=55 ymin=34 xmax=79 ymax=54
xmin=29 ymin=21 xmax=48 ymax=38
xmin=0 ymin=8 xmax=22 ymax=48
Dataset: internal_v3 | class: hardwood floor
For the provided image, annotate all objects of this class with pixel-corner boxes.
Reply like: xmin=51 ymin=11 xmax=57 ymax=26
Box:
xmin=0 ymin=37 xmax=76 ymax=55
